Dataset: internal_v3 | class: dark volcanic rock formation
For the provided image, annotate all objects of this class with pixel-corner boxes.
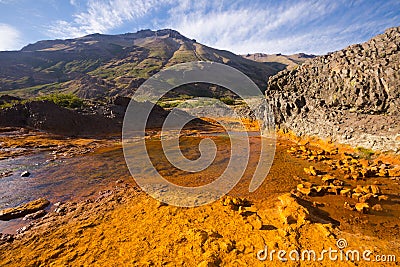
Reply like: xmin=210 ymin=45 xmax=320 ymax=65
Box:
xmin=0 ymin=97 xmax=207 ymax=136
xmin=266 ymin=27 xmax=400 ymax=151
xmin=0 ymin=100 xmax=121 ymax=136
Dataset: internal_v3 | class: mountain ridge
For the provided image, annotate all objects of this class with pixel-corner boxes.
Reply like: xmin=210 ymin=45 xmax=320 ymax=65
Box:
xmin=242 ymin=52 xmax=316 ymax=71
xmin=0 ymin=29 xmax=282 ymax=100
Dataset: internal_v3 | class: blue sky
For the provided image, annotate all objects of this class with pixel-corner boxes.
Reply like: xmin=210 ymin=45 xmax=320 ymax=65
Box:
xmin=0 ymin=0 xmax=399 ymax=54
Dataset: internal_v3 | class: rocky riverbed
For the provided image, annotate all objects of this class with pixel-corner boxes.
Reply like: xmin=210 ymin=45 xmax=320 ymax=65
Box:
xmin=0 ymin=127 xmax=399 ymax=266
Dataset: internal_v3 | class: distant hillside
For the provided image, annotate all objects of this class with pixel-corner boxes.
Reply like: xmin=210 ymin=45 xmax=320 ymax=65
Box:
xmin=242 ymin=53 xmax=315 ymax=71
xmin=0 ymin=29 xmax=283 ymax=99
xmin=266 ymin=26 xmax=400 ymax=151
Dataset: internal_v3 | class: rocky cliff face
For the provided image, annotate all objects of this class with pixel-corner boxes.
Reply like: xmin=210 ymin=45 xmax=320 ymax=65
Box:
xmin=0 ymin=101 xmax=121 ymax=136
xmin=266 ymin=27 xmax=400 ymax=152
xmin=0 ymin=96 xmax=207 ymax=136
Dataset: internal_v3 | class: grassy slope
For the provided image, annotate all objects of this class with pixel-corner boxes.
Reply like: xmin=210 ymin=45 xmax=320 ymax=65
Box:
xmin=0 ymin=32 xmax=283 ymax=99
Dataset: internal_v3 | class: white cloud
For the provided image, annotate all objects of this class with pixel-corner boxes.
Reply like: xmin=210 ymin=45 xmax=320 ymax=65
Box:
xmin=48 ymin=0 xmax=170 ymax=38
xmin=165 ymin=1 xmax=341 ymax=54
xmin=45 ymin=0 xmax=400 ymax=54
xmin=0 ymin=23 xmax=21 ymax=51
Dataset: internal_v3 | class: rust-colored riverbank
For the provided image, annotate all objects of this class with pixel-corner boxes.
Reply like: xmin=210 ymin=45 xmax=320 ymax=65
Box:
xmin=0 ymin=127 xmax=399 ymax=266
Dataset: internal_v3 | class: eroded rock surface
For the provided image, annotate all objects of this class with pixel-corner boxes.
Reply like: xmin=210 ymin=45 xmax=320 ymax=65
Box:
xmin=266 ymin=26 xmax=400 ymax=151
xmin=0 ymin=198 xmax=49 ymax=221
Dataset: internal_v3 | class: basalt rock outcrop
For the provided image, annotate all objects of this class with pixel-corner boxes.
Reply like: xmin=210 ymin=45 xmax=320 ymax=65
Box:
xmin=266 ymin=26 xmax=400 ymax=151
xmin=0 ymin=100 xmax=121 ymax=136
xmin=0 ymin=96 xmax=207 ymax=136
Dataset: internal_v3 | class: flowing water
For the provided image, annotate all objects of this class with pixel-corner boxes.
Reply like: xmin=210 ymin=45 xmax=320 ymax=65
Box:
xmin=0 ymin=146 xmax=130 ymax=233
xmin=1 ymin=132 xmax=400 ymax=241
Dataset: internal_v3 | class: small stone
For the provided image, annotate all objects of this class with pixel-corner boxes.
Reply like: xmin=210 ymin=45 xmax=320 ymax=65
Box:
xmin=369 ymin=185 xmax=381 ymax=195
xmin=353 ymin=185 xmax=365 ymax=194
xmin=327 ymin=186 xmax=343 ymax=195
xmin=220 ymin=240 xmax=234 ymax=253
xmin=388 ymin=167 xmax=400 ymax=177
xmin=20 ymin=171 xmax=30 ymax=177
xmin=303 ymin=182 xmax=314 ymax=188
xmin=352 ymin=193 xmax=363 ymax=201
xmin=247 ymin=214 xmax=263 ymax=230
xmin=314 ymin=186 xmax=328 ymax=196
xmin=355 ymin=203 xmax=370 ymax=213
xmin=312 ymin=201 xmax=324 ymax=207
xmin=23 ymin=210 xmax=46 ymax=221
xmin=297 ymin=183 xmax=305 ymax=189
xmin=322 ymin=175 xmax=335 ymax=185
xmin=340 ymin=188 xmax=352 ymax=198
xmin=378 ymin=169 xmax=388 ymax=177
xmin=332 ymin=179 xmax=344 ymax=186
xmin=0 ymin=233 xmax=14 ymax=243
xmin=378 ymin=195 xmax=389 ymax=201
xmin=359 ymin=193 xmax=376 ymax=204
xmin=361 ymin=186 xmax=371 ymax=194
xmin=372 ymin=204 xmax=383 ymax=211
xmin=297 ymin=187 xmax=312 ymax=196
xmin=344 ymin=202 xmax=355 ymax=211
xmin=309 ymin=166 xmax=319 ymax=176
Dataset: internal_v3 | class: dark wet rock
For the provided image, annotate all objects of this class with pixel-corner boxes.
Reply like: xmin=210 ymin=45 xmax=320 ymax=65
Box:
xmin=22 ymin=210 xmax=46 ymax=221
xmin=321 ymin=175 xmax=335 ymax=185
xmin=20 ymin=171 xmax=30 ymax=177
xmin=16 ymin=224 xmax=33 ymax=235
xmin=296 ymin=184 xmax=313 ymax=196
xmin=54 ymin=204 xmax=68 ymax=214
xmin=266 ymin=27 xmax=400 ymax=152
xmin=303 ymin=166 xmax=320 ymax=176
xmin=369 ymin=185 xmax=382 ymax=195
xmin=0 ymin=233 xmax=14 ymax=245
xmin=221 ymin=196 xmax=251 ymax=211
xmin=359 ymin=193 xmax=378 ymax=204
xmin=340 ymin=188 xmax=352 ymax=198
xmin=0 ymin=198 xmax=50 ymax=220
xmin=0 ymin=171 xmax=12 ymax=179
xmin=355 ymin=203 xmax=370 ymax=213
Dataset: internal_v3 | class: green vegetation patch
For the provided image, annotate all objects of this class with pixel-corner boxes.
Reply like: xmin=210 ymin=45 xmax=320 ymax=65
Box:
xmin=356 ymin=146 xmax=375 ymax=159
xmin=37 ymin=93 xmax=84 ymax=109
xmin=0 ymin=93 xmax=84 ymax=110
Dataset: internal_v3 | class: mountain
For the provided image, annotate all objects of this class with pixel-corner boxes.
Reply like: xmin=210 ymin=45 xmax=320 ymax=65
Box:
xmin=0 ymin=29 xmax=282 ymax=99
xmin=242 ymin=53 xmax=316 ymax=71
xmin=266 ymin=26 xmax=400 ymax=151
